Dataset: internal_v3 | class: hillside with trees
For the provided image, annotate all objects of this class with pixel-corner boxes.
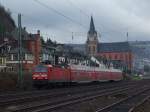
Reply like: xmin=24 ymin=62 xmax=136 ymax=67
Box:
xmin=0 ymin=4 xmax=16 ymax=34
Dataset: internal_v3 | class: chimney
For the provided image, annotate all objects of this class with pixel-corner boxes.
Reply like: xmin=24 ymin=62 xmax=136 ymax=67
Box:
xmin=23 ymin=27 xmax=26 ymax=30
xmin=37 ymin=30 xmax=40 ymax=35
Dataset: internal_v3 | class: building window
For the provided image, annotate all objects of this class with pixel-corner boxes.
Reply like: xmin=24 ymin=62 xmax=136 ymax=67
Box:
xmin=115 ymin=54 xmax=118 ymax=60
xmin=0 ymin=58 xmax=6 ymax=65
xmin=120 ymin=54 xmax=123 ymax=59
xmin=89 ymin=46 xmax=91 ymax=53
xmin=129 ymin=54 xmax=132 ymax=61
xmin=25 ymin=54 xmax=34 ymax=60
xmin=0 ymin=58 xmax=2 ymax=65
xmin=11 ymin=54 xmax=13 ymax=60
xmin=109 ymin=54 xmax=111 ymax=60
xmin=13 ymin=54 xmax=18 ymax=60
xmin=93 ymin=46 xmax=95 ymax=53
xmin=125 ymin=54 xmax=128 ymax=61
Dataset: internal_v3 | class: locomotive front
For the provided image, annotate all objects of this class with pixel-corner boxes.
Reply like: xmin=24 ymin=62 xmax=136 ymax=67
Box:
xmin=32 ymin=65 xmax=49 ymax=86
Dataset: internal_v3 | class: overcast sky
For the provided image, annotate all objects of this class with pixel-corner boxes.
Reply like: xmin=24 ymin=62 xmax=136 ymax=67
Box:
xmin=1 ymin=0 xmax=150 ymax=43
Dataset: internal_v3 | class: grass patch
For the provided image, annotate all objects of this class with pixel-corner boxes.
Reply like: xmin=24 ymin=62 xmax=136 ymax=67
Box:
xmin=131 ymin=75 xmax=142 ymax=80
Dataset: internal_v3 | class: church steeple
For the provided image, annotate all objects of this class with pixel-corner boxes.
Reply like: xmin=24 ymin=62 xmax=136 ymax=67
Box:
xmin=86 ymin=16 xmax=98 ymax=56
xmin=88 ymin=16 xmax=96 ymax=35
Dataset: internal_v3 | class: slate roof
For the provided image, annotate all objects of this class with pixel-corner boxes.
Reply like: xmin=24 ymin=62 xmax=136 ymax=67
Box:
xmin=41 ymin=48 xmax=54 ymax=54
xmin=66 ymin=42 xmax=131 ymax=54
xmin=98 ymin=42 xmax=131 ymax=52
xmin=88 ymin=16 xmax=97 ymax=35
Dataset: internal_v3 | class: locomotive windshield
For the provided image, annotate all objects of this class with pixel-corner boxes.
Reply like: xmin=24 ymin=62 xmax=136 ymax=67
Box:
xmin=34 ymin=65 xmax=48 ymax=72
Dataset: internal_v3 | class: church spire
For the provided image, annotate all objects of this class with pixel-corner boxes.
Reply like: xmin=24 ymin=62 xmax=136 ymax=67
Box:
xmin=89 ymin=16 xmax=96 ymax=34
xmin=86 ymin=16 xmax=98 ymax=56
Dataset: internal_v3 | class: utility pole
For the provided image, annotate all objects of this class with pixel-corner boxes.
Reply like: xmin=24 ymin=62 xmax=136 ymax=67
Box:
xmin=72 ymin=32 xmax=74 ymax=44
xmin=18 ymin=13 xmax=23 ymax=88
xmin=126 ymin=32 xmax=129 ymax=42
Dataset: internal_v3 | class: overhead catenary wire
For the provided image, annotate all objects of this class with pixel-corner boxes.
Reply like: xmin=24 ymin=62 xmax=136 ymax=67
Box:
xmin=65 ymin=0 xmax=132 ymax=42
xmin=10 ymin=9 xmax=75 ymax=37
xmin=65 ymin=0 xmax=90 ymax=18
xmin=33 ymin=0 xmax=87 ymax=29
xmin=10 ymin=1 xmax=132 ymax=43
xmin=11 ymin=10 xmax=129 ymax=43
xmin=65 ymin=0 xmax=111 ymax=42
xmin=9 ymin=1 xmax=88 ymax=37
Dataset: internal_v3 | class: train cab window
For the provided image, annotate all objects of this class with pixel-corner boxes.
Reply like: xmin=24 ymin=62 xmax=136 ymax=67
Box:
xmin=34 ymin=65 xmax=48 ymax=72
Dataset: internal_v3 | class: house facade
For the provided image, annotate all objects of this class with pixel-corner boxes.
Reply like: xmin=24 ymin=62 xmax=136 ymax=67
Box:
xmin=0 ymin=33 xmax=14 ymax=71
xmin=0 ymin=27 xmax=57 ymax=72
xmin=6 ymin=28 xmax=41 ymax=71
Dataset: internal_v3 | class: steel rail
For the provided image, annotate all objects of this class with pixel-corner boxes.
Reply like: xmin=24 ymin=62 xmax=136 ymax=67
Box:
xmin=0 ymin=81 xmax=136 ymax=107
xmin=95 ymin=86 xmax=150 ymax=112
xmin=12 ymin=85 xmax=138 ymax=112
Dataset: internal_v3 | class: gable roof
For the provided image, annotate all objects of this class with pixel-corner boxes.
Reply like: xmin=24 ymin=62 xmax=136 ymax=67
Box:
xmin=98 ymin=42 xmax=131 ymax=52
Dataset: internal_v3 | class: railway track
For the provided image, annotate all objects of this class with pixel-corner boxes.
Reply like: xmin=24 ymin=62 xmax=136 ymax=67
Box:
xmin=0 ymin=81 xmax=135 ymax=107
xmin=1 ymin=80 xmax=150 ymax=112
xmin=32 ymin=85 xmax=149 ymax=112
xmin=95 ymin=86 xmax=150 ymax=112
xmin=0 ymin=81 xmax=125 ymax=99
xmin=13 ymin=87 xmax=133 ymax=111
xmin=3 ymin=82 xmax=145 ymax=112
xmin=129 ymin=94 xmax=150 ymax=112
xmin=0 ymin=80 xmax=139 ymax=100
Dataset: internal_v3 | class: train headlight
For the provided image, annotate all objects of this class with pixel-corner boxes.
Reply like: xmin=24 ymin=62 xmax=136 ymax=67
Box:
xmin=41 ymin=74 xmax=47 ymax=77
xmin=44 ymin=77 xmax=48 ymax=79
xmin=33 ymin=74 xmax=39 ymax=77
xmin=33 ymin=77 xmax=36 ymax=79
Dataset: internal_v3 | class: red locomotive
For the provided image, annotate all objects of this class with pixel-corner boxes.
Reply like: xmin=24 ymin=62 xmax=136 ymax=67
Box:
xmin=32 ymin=56 xmax=123 ymax=87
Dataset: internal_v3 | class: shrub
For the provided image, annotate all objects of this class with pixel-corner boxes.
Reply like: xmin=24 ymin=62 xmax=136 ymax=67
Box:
xmin=0 ymin=72 xmax=33 ymax=91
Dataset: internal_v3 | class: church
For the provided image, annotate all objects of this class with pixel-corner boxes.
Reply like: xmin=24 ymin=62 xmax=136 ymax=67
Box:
xmin=67 ymin=16 xmax=133 ymax=70
xmin=86 ymin=16 xmax=133 ymax=70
